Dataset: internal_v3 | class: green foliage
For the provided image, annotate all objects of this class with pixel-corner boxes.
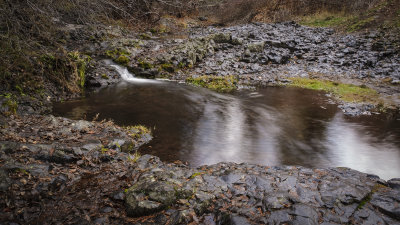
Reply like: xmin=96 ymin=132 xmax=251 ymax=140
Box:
xmin=1 ymin=93 xmax=18 ymax=116
xmin=128 ymin=151 xmax=141 ymax=163
xmin=288 ymin=78 xmax=380 ymax=103
xmin=186 ymin=75 xmax=238 ymax=93
xmin=68 ymin=51 xmax=92 ymax=88
xmin=101 ymin=74 xmax=109 ymax=79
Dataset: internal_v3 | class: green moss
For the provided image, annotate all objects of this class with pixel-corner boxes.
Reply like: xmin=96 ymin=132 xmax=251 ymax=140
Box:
xmin=160 ymin=63 xmax=175 ymax=73
xmin=68 ymin=51 xmax=91 ymax=88
xmin=189 ymin=172 xmax=205 ymax=179
xmin=357 ymin=184 xmax=386 ymax=209
xmin=101 ymin=74 xmax=109 ymax=79
xmin=288 ymin=78 xmax=380 ymax=103
xmin=139 ymin=33 xmax=151 ymax=40
xmin=14 ymin=168 xmax=29 ymax=175
xmin=186 ymin=75 xmax=238 ymax=93
xmin=150 ymin=25 xmax=170 ymax=34
xmin=138 ymin=60 xmax=153 ymax=69
xmin=300 ymin=13 xmax=352 ymax=27
xmin=100 ymin=146 xmax=109 ymax=154
xmin=105 ymin=48 xmax=131 ymax=59
xmin=178 ymin=62 xmax=186 ymax=69
xmin=115 ymin=55 xmax=130 ymax=66
xmin=15 ymin=85 xmax=24 ymax=96
xmin=347 ymin=17 xmax=375 ymax=32
xmin=105 ymin=48 xmax=131 ymax=66
xmin=124 ymin=125 xmax=151 ymax=139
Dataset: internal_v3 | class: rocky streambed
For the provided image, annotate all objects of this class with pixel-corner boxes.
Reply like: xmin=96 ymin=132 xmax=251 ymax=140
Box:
xmin=1 ymin=21 xmax=400 ymax=224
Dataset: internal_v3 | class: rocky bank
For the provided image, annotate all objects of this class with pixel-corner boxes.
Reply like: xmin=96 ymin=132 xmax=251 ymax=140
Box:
xmin=1 ymin=114 xmax=399 ymax=224
xmin=82 ymin=21 xmax=400 ymax=115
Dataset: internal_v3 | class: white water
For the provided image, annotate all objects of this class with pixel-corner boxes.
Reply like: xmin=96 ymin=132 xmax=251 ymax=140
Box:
xmin=104 ymin=59 xmax=161 ymax=84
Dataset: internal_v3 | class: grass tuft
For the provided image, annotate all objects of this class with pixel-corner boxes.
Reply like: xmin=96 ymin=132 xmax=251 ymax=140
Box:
xmin=186 ymin=75 xmax=238 ymax=93
xmin=288 ymin=78 xmax=380 ymax=103
xmin=299 ymin=11 xmax=353 ymax=27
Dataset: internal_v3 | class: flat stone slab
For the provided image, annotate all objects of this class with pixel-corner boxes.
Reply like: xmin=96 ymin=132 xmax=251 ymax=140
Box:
xmin=126 ymin=155 xmax=400 ymax=224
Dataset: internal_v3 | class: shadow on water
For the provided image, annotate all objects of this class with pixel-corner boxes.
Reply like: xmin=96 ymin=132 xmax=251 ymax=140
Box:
xmin=53 ymin=63 xmax=400 ymax=180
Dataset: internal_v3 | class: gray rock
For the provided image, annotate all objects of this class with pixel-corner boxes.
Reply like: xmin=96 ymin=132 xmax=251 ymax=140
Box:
xmin=388 ymin=178 xmax=400 ymax=190
xmin=370 ymin=189 xmax=400 ymax=220
xmin=72 ymin=120 xmax=92 ymax=132
xmin=247 ymin=41 xmax=265 ymax=52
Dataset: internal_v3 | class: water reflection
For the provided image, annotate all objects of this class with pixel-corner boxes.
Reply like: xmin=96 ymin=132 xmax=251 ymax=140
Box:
xmin=53 ymin=80 xmax=400 ymax=180
xmin=324 ymin=114 xmax=400 ymax=179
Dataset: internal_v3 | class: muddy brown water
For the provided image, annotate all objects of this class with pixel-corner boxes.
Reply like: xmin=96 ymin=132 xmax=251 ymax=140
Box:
xmin=53 ymin=64 xmax=400 ymax=180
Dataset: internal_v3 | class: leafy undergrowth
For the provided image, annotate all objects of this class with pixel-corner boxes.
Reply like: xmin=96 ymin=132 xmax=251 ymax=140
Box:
xmin=186 ymin=75 xmax=238 ymax=93
xmin=288 ymin=78 xmax=381 ymax=104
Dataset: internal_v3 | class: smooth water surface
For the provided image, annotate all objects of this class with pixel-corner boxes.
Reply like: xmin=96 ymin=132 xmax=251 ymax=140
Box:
xmin=53 ymin=64 xmax=400 ymax=180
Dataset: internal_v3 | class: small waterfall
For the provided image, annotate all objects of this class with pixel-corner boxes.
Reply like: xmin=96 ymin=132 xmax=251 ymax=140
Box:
xmin=104 ymin=59 xmax=160 ymax=84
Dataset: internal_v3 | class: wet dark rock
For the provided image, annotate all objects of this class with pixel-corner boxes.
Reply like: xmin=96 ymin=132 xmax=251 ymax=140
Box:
xmin=94 ymin=217 xmax=108 ymax=224
xmin=0 ymin=168 xmax=11 ymax=191
xmin=198 ymin=16 xmax=208 ymax=21
xmin=370 ymin=188 xmax=400 ymax=220
xmin=121 ymin=157 xmax=400 ymax=224
xmin=49 ymin=175 xmax=68 ymax=192
xmin=388 ymin=178 xmax=400 ymax=190
xmin=231 ymin=215 xmax=251 ymax=225
xmin=112 ymin=191 xmax=125 ymax=201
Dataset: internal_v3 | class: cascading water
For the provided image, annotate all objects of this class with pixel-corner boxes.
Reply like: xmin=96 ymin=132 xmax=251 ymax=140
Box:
xmin=104 ymin=59 xmax=161 ymax=84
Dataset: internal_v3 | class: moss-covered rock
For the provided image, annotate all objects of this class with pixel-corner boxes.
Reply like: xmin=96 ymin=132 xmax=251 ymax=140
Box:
xmin=288 ymin=77 xmax=381 ymax=104
xmin=186 ymin=75 xmax=238 ymax=93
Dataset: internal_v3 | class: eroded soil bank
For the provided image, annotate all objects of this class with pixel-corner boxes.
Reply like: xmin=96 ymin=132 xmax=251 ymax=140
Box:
xmin=1 ymin=20 xmax=400 ymax=224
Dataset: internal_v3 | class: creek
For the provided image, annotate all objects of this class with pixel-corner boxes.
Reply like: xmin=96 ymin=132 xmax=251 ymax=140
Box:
xmin=53 ymin=62 xmax=400 ymax=180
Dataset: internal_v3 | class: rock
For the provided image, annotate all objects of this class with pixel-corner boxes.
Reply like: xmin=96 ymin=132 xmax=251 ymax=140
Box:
xmin=112 ymin=191 xmax=125 ymax=201
xmin=388 ymin=178 xmax=400 ymax=190
xmin=49 ymin=175 xmax=68 ymax=192
xmin=94 ymin=217 xmax=108 ymax=224
xmin=0 ymin=168 xmax=11 ymax=191
xmin=231 ymin=38 xmax=244 ymax=45
xmin=370 ymin=188 xmax=400 ymax=220
xmin=231 ymin=215 xmax=251 ymax=225
xmin=211 ymin=33 xmax=232 ymax=44
xmin=72 ymin=120 xmax=92 ymax=132
xmin=247 ymin=41 xmax=265 ymax=52
xmin=126 ymin=197 xmax=163 ymax=217
xmin=198 ymin=17 xmax=208 ymax=21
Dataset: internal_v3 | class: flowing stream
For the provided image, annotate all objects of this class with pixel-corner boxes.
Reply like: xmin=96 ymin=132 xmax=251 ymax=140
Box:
xmin=53 ymin=61 xmax=400 ymax=180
